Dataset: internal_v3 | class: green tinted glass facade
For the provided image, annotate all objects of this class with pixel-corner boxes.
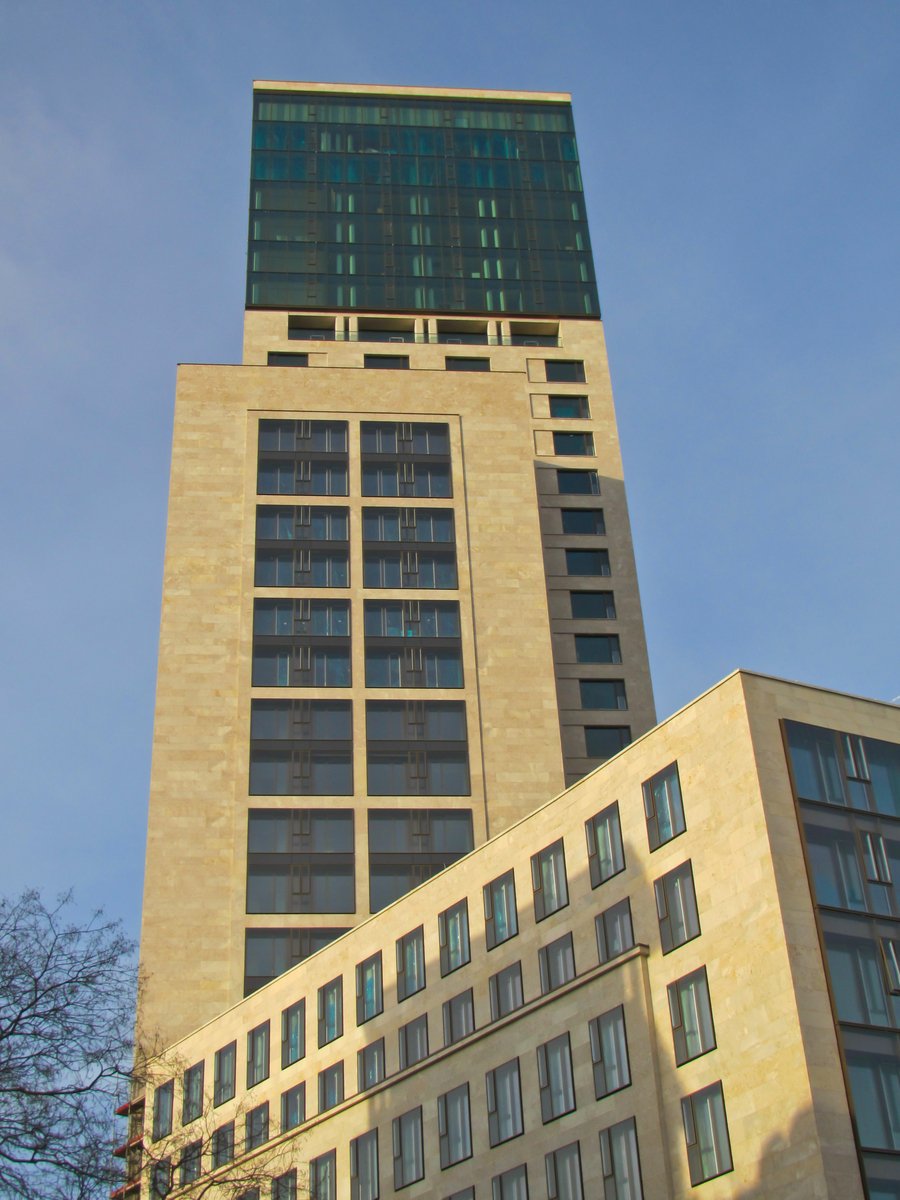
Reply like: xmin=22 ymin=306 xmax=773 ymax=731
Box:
xmin=248 ymin=90 xmax=600 ymax=317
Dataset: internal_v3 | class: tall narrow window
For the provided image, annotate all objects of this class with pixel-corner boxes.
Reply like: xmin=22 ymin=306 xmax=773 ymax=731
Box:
xmin=439 ymin=899 xmax=470 ymax=975
xmin=318 ymin=976 xmax=343 ymax=1046
xmin=274 ymin=1169 xmax=298 ymax=1200
xmin=492 ymin=1164 xmax=529 ymax=1200
xmin=281 ymin=1083 xmax=305 ymax=1132
xmin=245 ymin=1101 xmax=269 ymax=1151
xmin=681 ymin=1083 xmax=733 ymax=1184
xmin=350 ymin=1129 xmax=379 ymax=1200
xmin=596 ymin=899 xmax=635 ymax=964
xmin=655 ymin=861 xmax=701 ymax=953
xmin=211 ymin=1122 xmax=234 ymax=1169
xmin=310 ymin=1150 xmax=336 ymax=1200
xmin=247 ymin=1020 xmax=270 ymax=1087
xmin=537 ymin=1033 xmax=576 ymax=1122
xmin=318 ymin=1062 xmax=344 ymax=1112
xmin=396 ymin=926 xmax=426 ymax=1000
xmin=151 ymin=1079 xmax=174 ymax=1141
xmin=398 ymin=1014 xmax=428 ymax=1069
xmin=392 ymin=1107 xmax=424 ymax=1188
xmin=490 ymin=962 xmax=524 ymax=1019
xmin=586 ymin=803 xmax=625 ymax=887
xmin=281 ymin=999 xmax=305 ymax=1067
xmin=589 ymin=1006 xmax=631 ymax=1097
xmin=539 ymin=933 xmax=576 ymax=994
xmin=531 ymin=839 xmax=568 ymax=920
xmin=484 ymin=870 xmax=518 ymax=948
xmin=358 ymin=1039 xmax=386 ymax=1091
xmin=181 ymin=1062 xmax=203 ymax=1125
xmin=356 ymin=952 xmax=383 ymax=1024
xmin=443 ymin=989 xmax=475 ymax=1046
xmin=599 ymin=1117 xmax=643 ymax=1199
xmin=486 ymin=1059 xmax=524 ymax=1146
xmin=643 ymin=761 xmax=686 ymax=849
xmin=668 ymin=967 xmax=716 ymax=1065
xmin=213 ymin=1042 xmax=236 ymax=1107
xmin=438 ymin=1083 xmax=472 ymax=1168
xmin=546 ymin=1143 xmax=584 ymax=1200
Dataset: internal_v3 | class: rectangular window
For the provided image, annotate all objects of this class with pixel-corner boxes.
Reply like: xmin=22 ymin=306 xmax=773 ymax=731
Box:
xmin=566 ymin=548 xmax=609 ymax=576
xmin=643 ymin=761 xmax=686 ymax=849
xmin=562 ymin=508 xmax=604 ymax=537
xmin=358 ymin=1038 xmax=386 ymax=1091
xmin=396 ymin=926 xmax=426 ymax=1000
xmin=655 ymin=861 xmax=701 ymax=953
xmin=439 ymin=899 xmax=471 ymax=975
xmin=371 ymin=809 xmax=474 ymax=911
xmin=281 ymin=1082 xmax=306 ymax=1132
xmin=356 ymin=952 xmax=384 ymax=1024
xmin=579 ymin=679 xmax=627 ymax=710
xmin=861 ymin=831 xmax=893 ymax=885
xmin=351 ymin=1129 xmax=379 ymax=1200
xmin=539 ymin=932 xmax=576 ymax=994
xmin=318 ymin=976 xmax=343 ymax=1046
xmin=557 ymin=468 xmax=600 ymax=495
xmin=589 ymin=1006 xmax=631 ymax=1098
xmin=575 ymin=633 xmax=619 ymax=662
xmin=599 ymin=1117 xmax=643 ymax=1199
xmin=586 ymin=802 xmax=625 ymax=887
xmin=399 ymin=1014 xmax=429 ymax=1069
xmin=532 ymin=839 xmax=568 ymax=920
xmin=486 ymin=1058 xmax=524 ymax=1146
xmin=366 ymin=700 xmax=470 ymax=798
xmin=492 ymin=1165 xmax=528 ymax=1200
xmin=546 ymin=1142 xmax=583 ymax=1200
xmin=181 ymin=1061 xmax=203 ymax=1125
xmin=570 ymin=591 xmax=616 ymax=619
xmin=681 ymin=1082 xmax=733 ymax=1184
xmin=151 ymin=1079 xmax=173 ymax=1141
xmin=213 ymin=1043 xmax=235 ymax=1107
xmin=490 ymin=961 xmax=525 ymax=1020
xmin=438 ymin=1083 xmax=473 ymax=1168
xmin=151 ymin=1161 xmax=172 ymax=1198
xmin=247 ymin=1020 xmax=270 ymax=1088
xmin=484 ymin=870 xmax=518 ymax=949
xmin=585 ymin=726 xmax=631 ymax=760
xmin=537 ymin=1033 xmax=576 ymax=1122
xmin=310 ymin=1151 xmax=336 ymax=1200
xmin=281 ymin=999 xmax=305 ymax=1068
xmin=211 ymin=1122 xmax=234 ymax=1169
xmin=883 ymin=937 xmax=900 ymax=994
xmin=545 ymin=360 xmax=586 ymax=383
xmin=443 ymin=988 xmax=475 ymax=1046
xmin=668 ymin=967 xmax=716 ymax=1065
xmin=550 ymin=395 xmax=590 ymax=418
xmin=273 ymin=1169 xmax=298 ymax=1200
xmin=596 ymin=899 xmax=635 ymax=964
xmin=318 ymin=1061 xmax=344 ymax=1112
xmin=554 ymin=432 xmax=594 ymax=456
xmin=365 ymin=354 xmax=410 ymax=369
xmin=446 ymin=356 xmax=490 ymax=371
xmin=245 ymin=1101 xmax=269 ymax=1151
xmin=249 ymin=699 xmax=353 ymax=797
xmin=269 ymin=352 xmax=310 ymax=366
xmin=392 ymin=1107 xmax=424 ymax=1188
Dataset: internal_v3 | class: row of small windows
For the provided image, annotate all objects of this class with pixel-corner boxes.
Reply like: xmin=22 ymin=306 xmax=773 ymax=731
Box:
xmin=285 ymin=316 xmax=561 ymax=346
xmin=263 ymin=357 xmax=587 ymax=382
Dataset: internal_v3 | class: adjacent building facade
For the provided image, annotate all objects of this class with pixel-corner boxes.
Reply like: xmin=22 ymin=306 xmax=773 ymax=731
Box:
xmin=124 ymin=672 xmax=900 ymax=1199
xmin=138 ymin=82 xmax=655 ymax=1048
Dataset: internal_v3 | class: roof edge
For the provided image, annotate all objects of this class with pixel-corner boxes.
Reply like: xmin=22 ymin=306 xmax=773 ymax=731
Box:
xmin=252 ymin=80 xmax=572 ymax=104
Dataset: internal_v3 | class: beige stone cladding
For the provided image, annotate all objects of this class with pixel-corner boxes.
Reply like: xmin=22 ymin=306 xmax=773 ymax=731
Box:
xmin=134 ymin=672 xmax=894 ymax=1198
xmin=139 ymin=313 xmax=655 ymax=1046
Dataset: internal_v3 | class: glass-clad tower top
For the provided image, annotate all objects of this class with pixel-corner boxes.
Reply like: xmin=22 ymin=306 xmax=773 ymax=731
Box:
xmin=248 ymin=83 xmax=599 ymax=317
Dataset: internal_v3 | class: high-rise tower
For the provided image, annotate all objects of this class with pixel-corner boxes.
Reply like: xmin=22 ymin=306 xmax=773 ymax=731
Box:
xmin=139 ymin=83 xmax=655 ymax=1048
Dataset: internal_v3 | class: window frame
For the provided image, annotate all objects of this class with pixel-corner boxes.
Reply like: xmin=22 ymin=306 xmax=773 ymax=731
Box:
xmin=318 ymin=976 xmax=344 ymax=1047
xmin=484 ymin=869 xmax=518 ymax=949
xmin=681 ymin=1081 xmax=733 ymax=1185
xmin=531 ymin=839 xmax=569 ymax=921
xmin=585 ymin=802 xmax=625 ymax=888
xmin=589 ymin=1006 xmax=632 ymax=1099
xmin=643 ymin=761 xmax=686 ymax=850
xmin=356 ymin=951 xmax=384 ymax=1025
xmin=667 ymin=966 xmax=717 ymax=1065
xmin=654 ymin=860 xmax=701 ymax=954
xmin=439 ymin=898 xmax=471 ymax=975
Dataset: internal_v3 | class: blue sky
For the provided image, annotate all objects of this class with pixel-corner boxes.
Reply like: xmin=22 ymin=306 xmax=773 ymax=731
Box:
xmin=1 ymin=0 xmax=898 ymax=933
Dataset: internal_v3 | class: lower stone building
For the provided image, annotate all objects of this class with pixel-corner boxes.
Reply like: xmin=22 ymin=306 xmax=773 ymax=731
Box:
xmin=116 ymin=670 xmax=900 ymax=1199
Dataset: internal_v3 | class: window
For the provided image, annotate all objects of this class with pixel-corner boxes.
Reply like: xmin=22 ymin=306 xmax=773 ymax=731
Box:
xmin=318 ymin=1061 xmax=344 ymax=1111
xmin=438 ymin=1083 xmax=472 ymax=1168
xmin=546 ymin=360 xmax=586 ymax=383
xmin=357 ymin=952 xmax=383 ymax=1024
xmin=490 ymin=962 xmax=524 ymax=1020
xmin=570 ymin=591 xmax=616 ymax=619
xmin=351 ymin=1129 xmax=379 ymax=1200
xmin=589 ymin=1006 xmax=631 ymax=1097
xmin=152 ymin=1079 xmax=173 ymax=1141
xmin=179 ymin=1140 xmax=201 ymax=1186
xmin=447 ymin=1190 xmax=475 ymax=1200
xmin=575 ymin=635 xmax=619 ymax=664
xmin=596 ymin=899 xmax=635 ymax=964
xmin=550 ymin=395 xmax=590 ymax=418
xmin=655 ymin=861 xmax=700 ymax=953
xmin=245 ymin=1101 xmax=269 ymax=1151
xmin=439 ymin=899 xmax=470 ymax=975
xmin=150 ymin=1161 xmax=172 ymax=1198
xmin=371 ymin=809 xmax=474 ymax=910
xmin=318 ymin=976 xmax=343 ymax=1046
xmin=366 ymin=701 xmax=470 ymax=798
xmin=446 ymin=356 xmax=489 ymax=371
xmin=566 ymin=549 xmax=609 ymax=576
xmin=247 ymin=1020 xmax=270 ymax=1087
xmin=599 ymin=1118 xmax=643 ymax=1199
xmin=443 ymin=989 xmax=475 ymax=1045
xmin=182 ymin=1061 xmax=203 ymax=1125
xmin=365 ymin=354 xmax=409 ymax=369
xmin=883 ymin=937 xmax=900 ymax=994
xmin=366 ymin=646 xmax=463 ymax=689
xmin=643 ymin=761 xmax=686 ymax=849
xmin=557 ymin=469 xmax=600 ymax=495
xmin=249 ymin=699 xmax=353 ymax=797
xmin=585 ymin=727 xmax=631 ymax=760
xmin=358 ymin=1039 xmax=386 ymax=1091
xmin=554 ymin=432 xmax=594 ymax=456
xmin=537 ymin=1033 xmax=576 ymax=1122
xmin=492 ymin=1164 xmax=529 ymax=1200
xmin=539 ymin=932 xmax=576 ymax=994
xmin=363 ymin=548 xmax=457 ymax=588
xmin=211 ymin=1121 xmax=234 ymax=1169
xmin=579 ymin=679 xmax=627 ymax=710
xmin=561 ymin=508 xmax=604 ymax=536
xmin=668 ymin=967 xmax=716 ymax=1065
xmin=681 ymin=1082 xmax=733 ymax=1184
xmin=245 ymin=928 xmax=349 ymax=995
xmin=393 ymin=1107 xmax=424 ymax=1188
xmin=586 ymin=803 xmax=625 ymax=887
xmin=862 ymin=831 xmax=893 ymax=885
xmin=213 ymin=1043 xmax=235 ymax=1106
xmin=532 ymin=839 xmax=568 ymax=920
xmin=484 ymin=870 xmax=518 ymax=949
xmin=845 ymin=1045 xmax=900 ymax=1150
xmin=546 ymin=1142 xmax=583 ymax=1200
xmin=281 ymin=999 xmax=305 ymax=1067
xmin=281 ymin=1082 xmax=305 ymax=1132
xmin=823 ymin=931 xmax=900 ymax=1025
xmin=486 ymin=1058 xmax=524 ymax=1145
xmin=268 ymin=351 xmax=309 ymax=367
xmin=273 ymin=1170 xmax=298 ymax=1200
xmin=396 ymin=926 xmax=426 ymax=1000
xmin=399 ymin=1014 xmax=429 ymax=1069
xmin=310 ymin=1151 xmax=336 ymax=1200
xmin=247 ymin=809 xmax=354 ymax=915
